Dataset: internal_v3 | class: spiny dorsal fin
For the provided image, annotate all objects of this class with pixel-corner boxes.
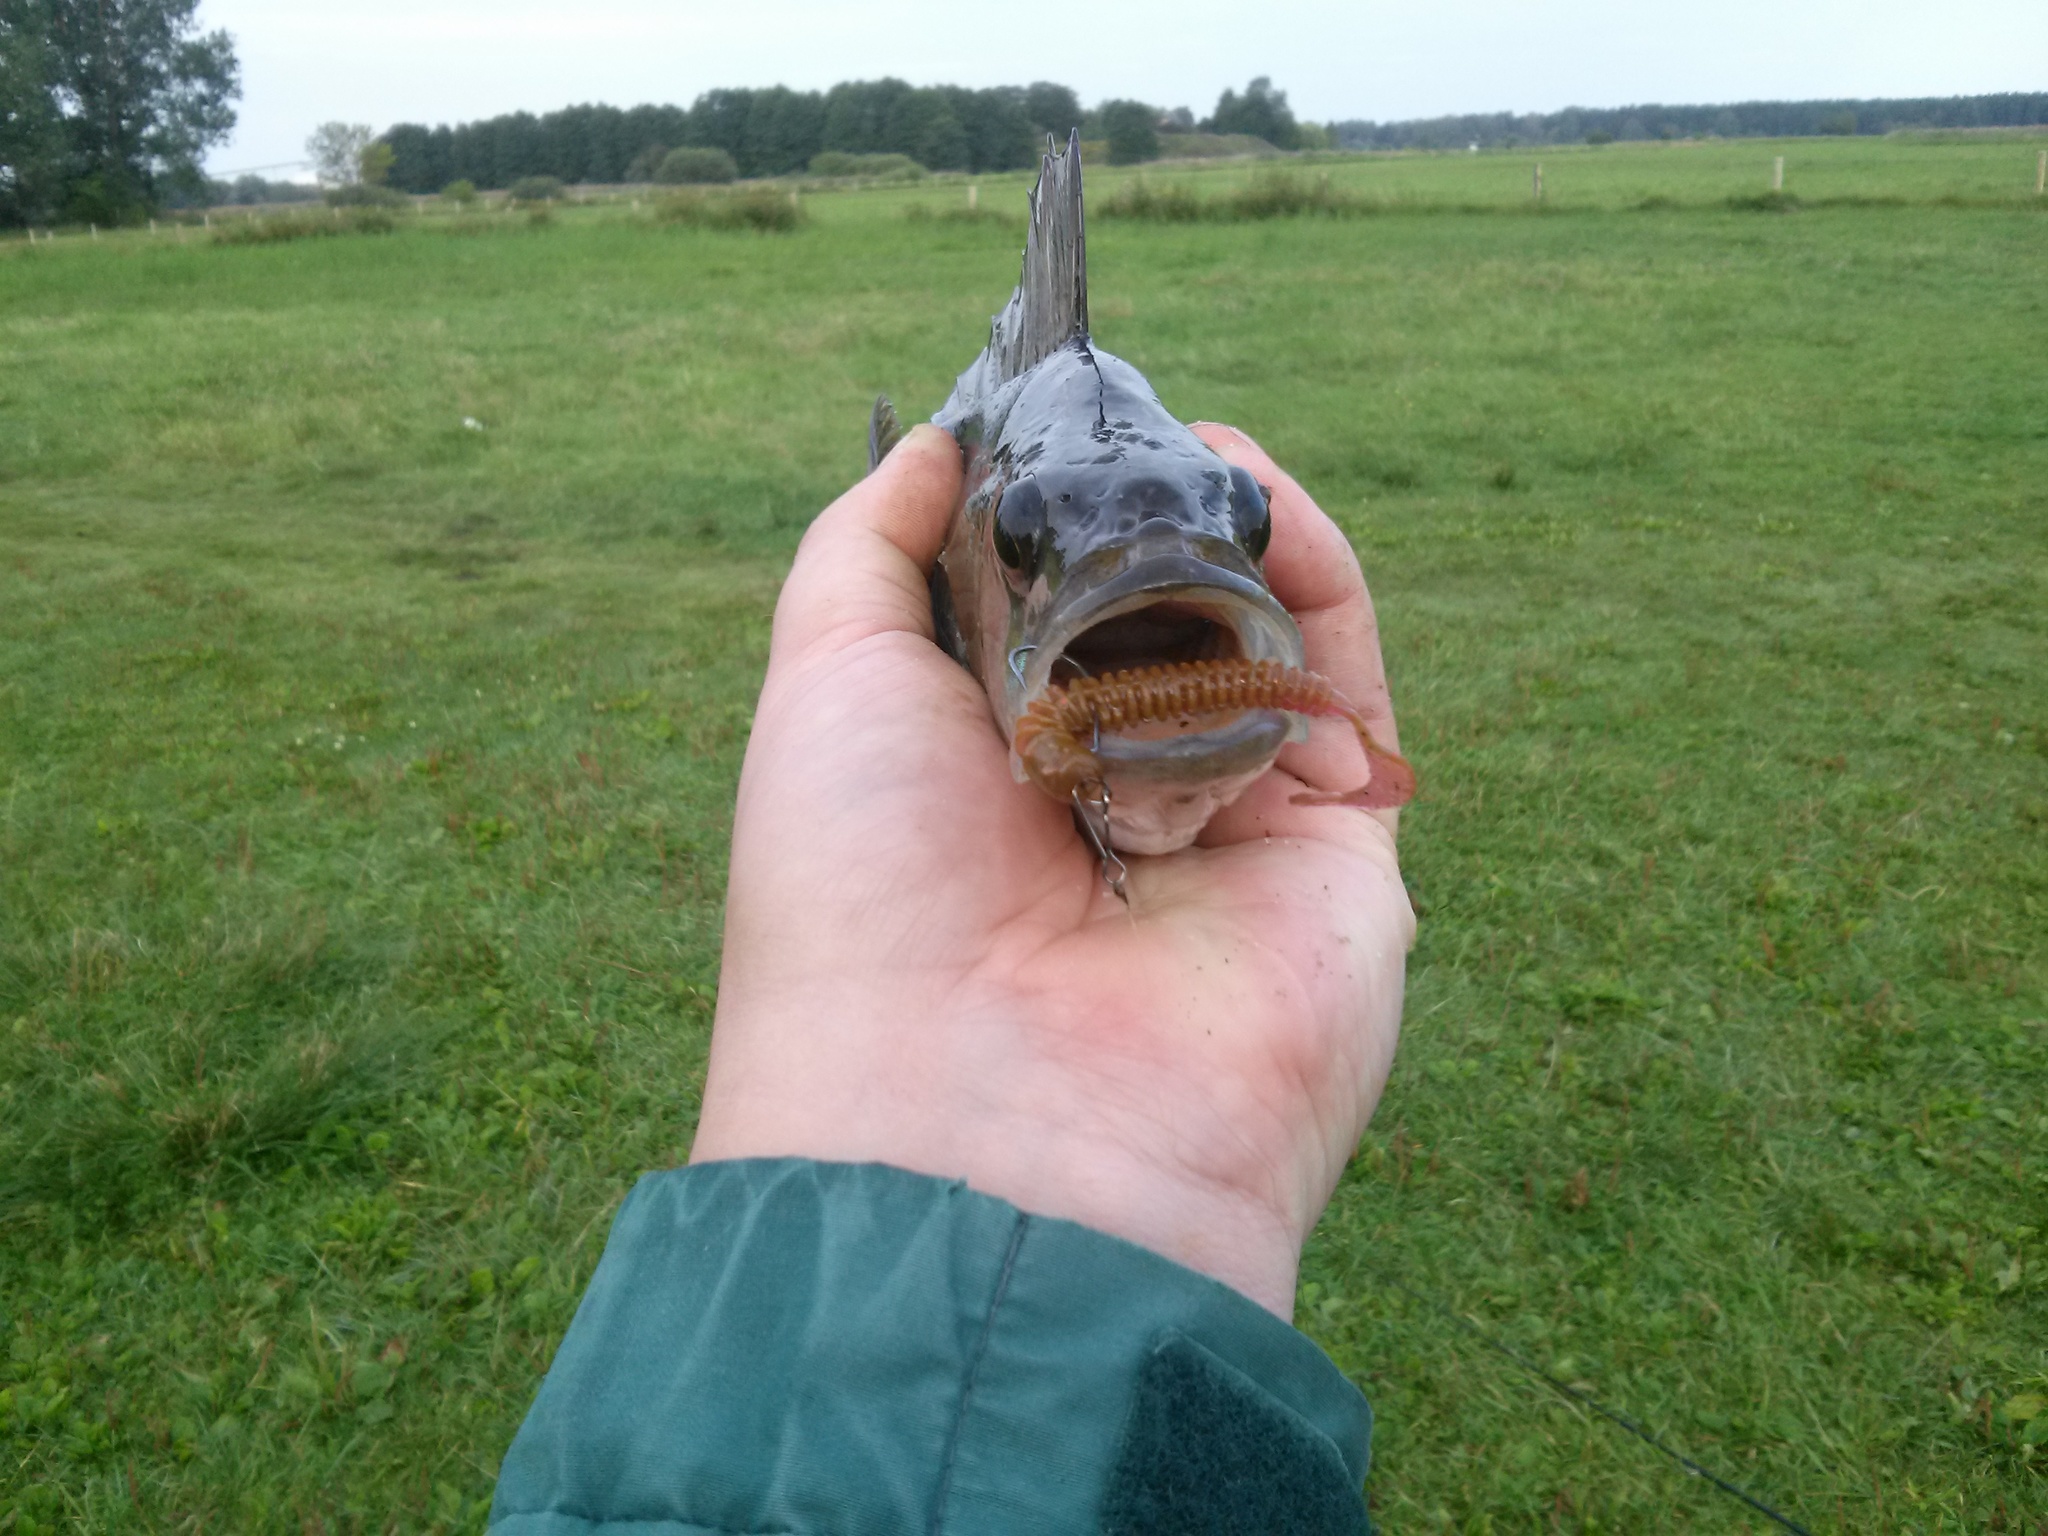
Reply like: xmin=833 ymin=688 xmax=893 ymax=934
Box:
xmin=987 ymin=132 xmax=1088 ymax=383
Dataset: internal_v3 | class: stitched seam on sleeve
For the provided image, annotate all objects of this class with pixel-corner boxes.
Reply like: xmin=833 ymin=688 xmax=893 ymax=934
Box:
xmin=926 ymin=1209 xmax=1030 ymax=1536
xmin=495 ymin=1513 xmax=797 ymax=1534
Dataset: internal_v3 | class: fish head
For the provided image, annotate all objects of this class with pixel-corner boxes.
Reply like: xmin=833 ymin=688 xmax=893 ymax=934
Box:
xmin=965 ymin=345 xmax=1308 ymax=853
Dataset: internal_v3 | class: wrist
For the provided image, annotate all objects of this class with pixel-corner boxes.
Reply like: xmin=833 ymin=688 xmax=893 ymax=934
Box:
xmin=692 ymin=1054 xmax=1310 ymax=1318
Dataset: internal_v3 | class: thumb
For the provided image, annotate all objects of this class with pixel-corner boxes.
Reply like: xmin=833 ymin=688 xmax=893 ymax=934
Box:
xmin=772 ymin=424 xmax=963 ymax=662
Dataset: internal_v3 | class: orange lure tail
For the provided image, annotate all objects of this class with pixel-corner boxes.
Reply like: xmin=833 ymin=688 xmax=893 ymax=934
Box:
xmin=1012 ymin=658 xmax=1416 ymax=810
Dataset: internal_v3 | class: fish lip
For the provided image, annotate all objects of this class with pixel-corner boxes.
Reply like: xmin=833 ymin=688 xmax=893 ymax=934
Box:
xmin=1004 ymin=545 xmax=1307 ymax=751
xmin=1092 ymin=707 xmax=1294 ymax=782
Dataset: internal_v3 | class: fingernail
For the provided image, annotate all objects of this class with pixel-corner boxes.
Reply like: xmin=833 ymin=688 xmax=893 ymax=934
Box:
xmin=1191 ymin=421 xmax=1262 ymax=455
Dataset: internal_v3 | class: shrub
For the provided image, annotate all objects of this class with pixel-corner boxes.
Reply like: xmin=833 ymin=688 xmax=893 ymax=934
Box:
xmin=1096 ymin=170 xmax=1363 ymax=224
xmin=508 ymin=175 xmax=564 ymax=203
xmin=1819 ymin=110 xmax=1858 ymax=136
xmin=807 ymin=151 xmax=925 ymax=181
xmin=656 ymin=188 xmax=803 ymax=232
xmin=902 ymin=202 xmax=1018 ymax=228
xmin=623 ymin=143 xmax=669 ymax=182
xmin=211 ymin=207 xmax=397 ymax=245
xmin=1585 ymin=129 xmax=1615 ymax=145
xmin=441 ymin=179 xmax=478 ymax=205
xmin=656 ymin=147 xmax=738 ymax=185
xmin=228 ymin=174 xmax=320 ymax=206
xmin=324 ymin=182 xmax=407 ymax=208
xmin=1229 ymin=169 xmax=1356 ymax=219
xmin=1096 ymin=179 xmax=1205 ymax=222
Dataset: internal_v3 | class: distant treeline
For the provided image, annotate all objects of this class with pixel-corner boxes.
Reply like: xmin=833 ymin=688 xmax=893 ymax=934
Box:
xmin=381 ymin=77 xmax=1309 ymax=191
xmin=1333 ymin=93 xmax=2048 ymax=150
xmin=382 ymin=81 xmax=1089 ymax=192
xmin=376 ymin=84 xmax=2048 ymax=197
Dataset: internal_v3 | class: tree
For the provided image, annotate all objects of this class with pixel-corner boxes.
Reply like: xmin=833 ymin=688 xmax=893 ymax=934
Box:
xmin=358 ymin=139 xmax=394 ymax=186
xmin=4 ymin=0 xmax=237 ymax=224
xmin=308 ymin=122 xmax=374 ymax=186
xmin=1100 ymin=100 xmax=1159 ymax=165
xmin=1205 ymin=76 xmax=1301 ymax=149
xmin=1022 ymin=81 xmax=1082 ymax=143
xmin=742 ymin=86 xmax=824 ymax=176
xmin=1 ymin=1 xmax=66 ymax=224
xmin=909 ymin=90 xmax=968 ymax=171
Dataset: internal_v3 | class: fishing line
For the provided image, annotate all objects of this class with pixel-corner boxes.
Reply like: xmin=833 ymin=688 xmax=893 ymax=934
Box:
xmin=1367 ymin=1266 xmax=1816 ymax=1535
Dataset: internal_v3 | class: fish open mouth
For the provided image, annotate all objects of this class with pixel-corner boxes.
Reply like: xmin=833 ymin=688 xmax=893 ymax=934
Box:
xmin=1051 ymin=599 xmax=1246 ymax=684
xmin=1005 ymin=553 xmax=1416 ymax=856
xmin=1040 ymin=597 xmax=1296 ymax=780
xmin=1010 ymin=554 xmax=1309 ymax=793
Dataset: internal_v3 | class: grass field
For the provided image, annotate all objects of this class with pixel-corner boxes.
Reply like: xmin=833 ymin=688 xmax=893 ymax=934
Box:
xmin=2 ymin=135 xmax=2045 ymax=1532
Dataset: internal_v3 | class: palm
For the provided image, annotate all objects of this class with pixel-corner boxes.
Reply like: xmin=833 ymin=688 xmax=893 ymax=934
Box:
xmin=694 ymin=425 xmax=1411 ymax=1315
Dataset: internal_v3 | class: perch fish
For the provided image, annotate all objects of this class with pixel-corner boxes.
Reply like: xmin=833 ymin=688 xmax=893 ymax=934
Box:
xmin=869 ymin=134 xmax=1414 ymax=857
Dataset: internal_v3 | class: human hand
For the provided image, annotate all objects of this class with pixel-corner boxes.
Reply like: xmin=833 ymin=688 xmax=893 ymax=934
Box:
xmin=689 ymin=422 xmax=1415 ymax=1318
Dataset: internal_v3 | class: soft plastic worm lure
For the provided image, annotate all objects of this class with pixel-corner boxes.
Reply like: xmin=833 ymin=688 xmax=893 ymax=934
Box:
xmin=1014 ymin=658 xmax=1417 ymax=810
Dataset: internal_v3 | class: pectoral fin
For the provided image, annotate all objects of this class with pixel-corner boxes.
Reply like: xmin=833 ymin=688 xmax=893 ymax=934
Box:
xmin=868 ymin=395 xmax=903 ymax=472
xmin=929 ymin=558 xmax=967 ymax=665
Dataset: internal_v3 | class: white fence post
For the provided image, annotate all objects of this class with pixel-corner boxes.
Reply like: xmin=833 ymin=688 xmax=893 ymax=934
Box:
xmin=2037 ymin=149 xmax=2046 ymax=196
xmin=1772 ymin=155 xmax=1785 ymax=192
xmin=1533 ymin=162 xmax=1543 ymax=202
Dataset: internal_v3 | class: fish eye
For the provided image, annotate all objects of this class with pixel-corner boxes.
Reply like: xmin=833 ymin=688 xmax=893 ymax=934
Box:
xmin=1228 ymin=467 xmax=1272 ymax=559
xmin=993 ymin=478 xmax=1048 ymax=574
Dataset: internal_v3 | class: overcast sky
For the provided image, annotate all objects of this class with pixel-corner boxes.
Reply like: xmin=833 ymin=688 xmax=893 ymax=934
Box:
xmin=200 ymin=0 xmax=2048 ymax=177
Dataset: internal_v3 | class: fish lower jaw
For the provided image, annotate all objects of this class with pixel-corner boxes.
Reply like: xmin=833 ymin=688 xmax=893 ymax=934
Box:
xmin=1087 ymin=706 xmax=1292 ymax=854
xmin=1098 ymin=759 xmax=1272 ymax=855
xmin=1008 ymin=700 xmax=1297 ymax=854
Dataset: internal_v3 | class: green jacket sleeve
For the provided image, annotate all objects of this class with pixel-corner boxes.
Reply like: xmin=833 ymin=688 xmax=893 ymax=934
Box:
xmin=490 ymin=1158 xmax=1374 ymax=1535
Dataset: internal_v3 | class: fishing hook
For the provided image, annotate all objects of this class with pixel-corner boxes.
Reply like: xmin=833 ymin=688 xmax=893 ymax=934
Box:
xmin=1008 ymin=645 xmax=1036 ymax=684
xmin=1072 ymin=778 xmax=1128 ymax=904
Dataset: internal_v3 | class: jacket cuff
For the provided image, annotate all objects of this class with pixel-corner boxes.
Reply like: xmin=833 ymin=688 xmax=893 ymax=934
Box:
xmin=491 ymin=1158 xmax=1372 ymax=1535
